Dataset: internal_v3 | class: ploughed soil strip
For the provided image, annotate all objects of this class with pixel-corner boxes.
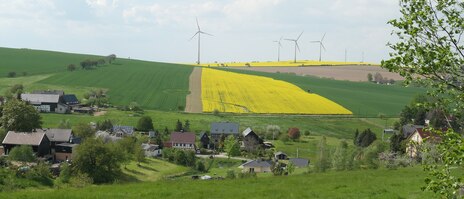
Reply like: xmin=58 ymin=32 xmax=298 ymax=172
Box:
xmin=234 ymin=65 xmax=404 ymax=82
xmin=185 ymin=67 xmax=203 ymax=113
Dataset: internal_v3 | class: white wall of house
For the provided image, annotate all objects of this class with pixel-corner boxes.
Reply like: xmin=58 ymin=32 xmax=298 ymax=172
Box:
xmin=172 ymin=143 xmax=195 ymax=149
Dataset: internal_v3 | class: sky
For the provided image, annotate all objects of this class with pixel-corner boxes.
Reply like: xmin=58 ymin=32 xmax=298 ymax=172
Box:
xmin=0 ymin=0 xmax=401 ymax=64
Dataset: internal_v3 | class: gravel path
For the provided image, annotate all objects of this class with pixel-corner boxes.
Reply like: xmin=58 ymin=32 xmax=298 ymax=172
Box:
xmin=185 ymin=67 xmax=203 ymax=113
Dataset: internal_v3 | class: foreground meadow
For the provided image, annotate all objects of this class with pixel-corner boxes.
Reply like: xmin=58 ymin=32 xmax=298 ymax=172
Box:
xmin=0 ymin=167 xmax=434 ymax=199
xmin=201 ymin=68 xmax=352 ymax=115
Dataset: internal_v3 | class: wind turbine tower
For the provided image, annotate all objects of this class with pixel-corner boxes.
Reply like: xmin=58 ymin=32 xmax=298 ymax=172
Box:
xmin=311 ymin=33 xmax=326 ymax=62
xmin=190 ymin=18 xmax=212 ymax=65
xmin=285 ymin=31 xmax=304 ymax=63
xmin=273 ymin=37 xmax=283 ymax=62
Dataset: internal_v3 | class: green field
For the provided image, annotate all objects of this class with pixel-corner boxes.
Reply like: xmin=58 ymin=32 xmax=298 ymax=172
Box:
xmin=40 ymin=109 xmax=396 ymax=140
xmin=223 ymin=68 xmax=425 ymax=117
xmin=0 ymin=47 xmax=104 ymax=76
xmin=39 ymin=59 xmax=192 ymax=111
xmin=0 ymin=167 xmax=434 ymax=199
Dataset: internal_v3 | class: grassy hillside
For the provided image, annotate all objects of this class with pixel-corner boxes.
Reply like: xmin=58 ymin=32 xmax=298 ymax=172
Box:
xmin=223 ymin=68 xmax=425 ymax=117
xmin=0 ymin=47 xmax=193 ymax=111
xmin=0 ymin=47 xmax=104 ymax=76
xmin=39 ymin=59 xmax=192 ymax=111
xmin=0 ymin=167 xmax=434 ymax=199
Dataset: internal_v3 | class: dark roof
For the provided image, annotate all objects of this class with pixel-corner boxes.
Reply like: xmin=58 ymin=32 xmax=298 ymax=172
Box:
xmin=211 ymin=122 xmax=239 ymax=135
xmin=112 ymin=125 xmax=134 ymax=135
xmin=56 ymin=143 xmax=78 ymax=148
xmin=37 ymin=129 xmax=72 ymax=142
xmin=63 ymin=94 xmax=79 ymax=105
xmin=170 ymin=132 xmax=196 ymax=144
xmin=409 ymin=128 xmax=444 ymax=140
xmin=21 ymin=93 xmax=60 ymax=104
xmin=240 ymin=160 xmax=272 ymax=168
xmin=32 ymin=90 xmax=64 ymax=96
xmin=402 ymin=124 xmax=424 ymax=138
xmin=2 ymin=131 xmax=47 ymax=145
xmin=199 ymin=132 xmax=209 ymax=138
xmin=242 ymin=127 xmax=254 ymax=137
xmin=289 ymin=158 xmax=309 ymax=167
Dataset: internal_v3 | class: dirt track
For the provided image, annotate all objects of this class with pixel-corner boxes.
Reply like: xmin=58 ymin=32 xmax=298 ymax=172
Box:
xmin=185 ymin=67 xmax=202 ymax=113
xmin=234 ymin=65 xmax=404 ymax=82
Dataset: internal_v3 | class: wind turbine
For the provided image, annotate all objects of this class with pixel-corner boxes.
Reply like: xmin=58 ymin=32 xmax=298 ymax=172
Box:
xmin=190 ymin=18 xmax=212 ymax=65
xmin=273 ymin=36 xmax=283 ymax=62
xmin=311 ymin=33 xmax=326 ymax=62
xmin=285 ymin=31 xmax=303 ymax=63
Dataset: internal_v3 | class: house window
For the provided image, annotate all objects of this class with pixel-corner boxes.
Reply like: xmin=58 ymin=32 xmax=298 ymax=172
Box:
xmin=249 ymin=168 xmax=254 ymax=172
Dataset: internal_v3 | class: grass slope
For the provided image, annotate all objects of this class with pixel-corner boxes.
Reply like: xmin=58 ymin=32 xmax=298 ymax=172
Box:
xmin=223 ymin=68 xmax=425 ymax=117
xmin=41 ymin=109 xmax=396 ymax=140
xmin=39 ymin=59 xmax=192 ymax=110
xmin=1 ymin=167 xmax=434 ymax=199
xmin=0 ymin=47 xmax=104 ymax=76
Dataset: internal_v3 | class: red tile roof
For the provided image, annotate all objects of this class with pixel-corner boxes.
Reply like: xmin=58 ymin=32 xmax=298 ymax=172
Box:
xmin=169 ymin=132 xmax=196 ymax=144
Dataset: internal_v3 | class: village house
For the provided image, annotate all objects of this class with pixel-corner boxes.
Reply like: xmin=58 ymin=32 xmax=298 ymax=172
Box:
xmin=241 ymin=127 xmax=264 ymax=152
xmin=21 ymin=93 xmax=69 ymax=113
xmin=198 ymin=132 xmax=210 ymax=149
xmin=402 ymin=124 xmax=424 ymax=138
xmin=36 ymin=129 xmax=73 ymax=152
xmin=2 ymin=131 xmax=51 ymax=157
xmin=62 ymin=94 xmax=80 ymax=106
xmin=406 ymin=128 xmax=441 ymax=158
xmin=54 ymin=143 xmax=78 ymax=161
xmin=112 ymin=125 xmax=135 ymax=137
xmin=168 ymin=132 xmax=196 ymax=150
xmin=210 ymin=122 xmax=239 ymax=146
xmin=289 ymin=158 xmax=309 ymax=168
xmin=96 ymin=131 xmax=122 ymax=143
xmin=141 ymin=143 xmax=162 ymax=157
xmin=238 ymin=159 xmax=272 ymax=173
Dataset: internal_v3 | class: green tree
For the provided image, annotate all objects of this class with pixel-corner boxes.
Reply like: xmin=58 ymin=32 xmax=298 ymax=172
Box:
xmin=332 ymin=140 xmax=348 ymax=171
xmin=96 ymin=119 xmax=113 ymax=131
xmin=287 ymin=161 xmax=295 ymax=174
xmin=58 ymin=162 xmax=71 ymax=184
xmin=315 ymin=136 xmax=330 ymax=172
xmin=224 ymin=135 xmax=240 ymax=158
xmin=137 ymin=116 xmax=154 ymax=131
xmin=196 ymin=161 xmax=205 ymax=172
xmin=266 ymin=125 xmax=281 ymax=140
xmin=73 ymin=139 xmax=124 ymax=184
xmin=74 ymin=123 xmax=95 ymax=139
xmin=367 ymin=73 xmax=373 ymax=82
xmin=184 ymin=120 xmax=190 ymax=132
xmin=8 ymin=145 xmax=35 ymax=162
xmin=0 ymin=100 xmax=42 ymax=132
xmin=175 ymin=120 xmax=183 ymax=132
xmin=383 ymin=0 xmax=464 ymax=196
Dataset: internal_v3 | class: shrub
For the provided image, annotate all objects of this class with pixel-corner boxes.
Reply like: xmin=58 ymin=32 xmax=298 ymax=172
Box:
xmin=288 ymin=128 xmax=301 ymax=141
xmin=69 ymin=172 xmax=93 ymax=188
xmin=8 ymin=145 xmax=35 ymax=162
xmin=7 ymin=71 xmax=16 ymax=78
xmin=67 ymin=64 xmax=76 ymax=71
xmin=238 ymin=171 xmax=257 ymax=179
xmin=196 ymin=161 xmax=206 ymax=172
xmin=226 ymin=170 xmax=236 ymax=179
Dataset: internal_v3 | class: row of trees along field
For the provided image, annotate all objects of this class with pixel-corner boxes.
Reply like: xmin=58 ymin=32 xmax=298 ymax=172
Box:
xmin=67 ymin=54 xmax=116 ymax=71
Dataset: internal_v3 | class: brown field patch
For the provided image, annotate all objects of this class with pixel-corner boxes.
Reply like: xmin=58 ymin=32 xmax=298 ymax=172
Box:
xmin=234 ymin=65 xmax=403 ymax=82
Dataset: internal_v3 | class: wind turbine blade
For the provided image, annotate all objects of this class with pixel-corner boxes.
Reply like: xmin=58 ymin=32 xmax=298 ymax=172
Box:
xmin=200 ymin=31 xmax=213 ymax=36
xmin=296 ymin=42 xmax=301 ymax=52
xmin=296 ymin=31 xmax=304 ymax=41
xmin=284 ymin=39 xmax=294 ymax=41
xmin=321 ymin=43 xmax=326 ymax=51
xmin=310 ymin=41 xmax=319 ymax=43
xmin=279 ymin=36 xmax=283 ymax=42
xmin=189 ymin=32 xmax=199 ymax=41
xmin=196 ymin=17 xmax=200 ymax=31
xmin=321 ymin=32 xmax=326 ymax=42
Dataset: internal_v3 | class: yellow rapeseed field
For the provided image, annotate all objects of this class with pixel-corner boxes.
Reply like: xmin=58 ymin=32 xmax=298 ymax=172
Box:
xmin=191 ymin=60 xmax=378 ymax=67
xmin=201 ymin=68 xmax=352 ymax=115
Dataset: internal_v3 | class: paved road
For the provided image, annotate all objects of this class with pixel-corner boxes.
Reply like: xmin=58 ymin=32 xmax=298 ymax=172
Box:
xmin=196 ymin=153 xmax=250 ymax=161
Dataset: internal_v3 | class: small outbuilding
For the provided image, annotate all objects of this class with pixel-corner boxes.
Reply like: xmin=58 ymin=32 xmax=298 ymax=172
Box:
xmin=274 ymin=151 xmax=288 ymax=160
xmin=199 ymin=132 xmax=210 ymax=149
xmin=289 ymin=158 xmax=309 ymax=168
xmin=54 ymin=143 xmax=78 ymax=161
xmin=238 ymin=160 xmax=272 ymax=173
